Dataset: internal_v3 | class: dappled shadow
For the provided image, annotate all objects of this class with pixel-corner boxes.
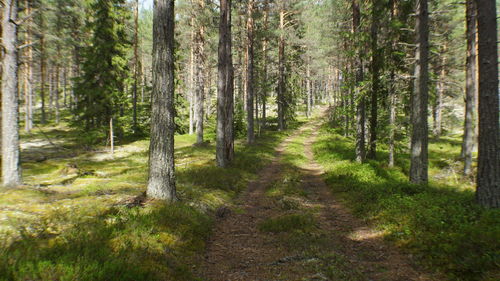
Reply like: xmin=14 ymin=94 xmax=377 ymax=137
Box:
xmin=314 ymin=127 xmax=500 ymax=280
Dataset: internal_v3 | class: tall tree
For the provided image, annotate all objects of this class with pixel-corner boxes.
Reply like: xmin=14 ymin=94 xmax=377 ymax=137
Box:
xmin=367 ymin=0 xmax=381 ymax=159
xmin=2 ymin=0 xmax=21 ymax=186
xmin=74 ymin=0 xmax=130 ymax=132
xmin=216 ymin=0 xmax=234 ymax=167
xmin=193 ymin=0 xmax=205 ymax=144
xmin=409 ymin=0 xmax=429 ymax=184
xmin=475 ymin=0 xmax=499 ymax=208
xmin=147 ymin=0 xmax=176 ymax=201
xmin=277 ymin=2 xmax=286 ymax=131
xmin=352 ymin=0 xmax=365 ymax=163
xmin=246 ymin=0 xmax=255 ymax=143
xmin=462 ymin=0 xmax=477 ymax=176
xmin=132 ymin=0 xmax=140 ymax=132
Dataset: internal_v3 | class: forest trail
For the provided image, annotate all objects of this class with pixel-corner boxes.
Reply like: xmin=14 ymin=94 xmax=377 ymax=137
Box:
xmin=199 ymin=114 xmax=434 ymax=281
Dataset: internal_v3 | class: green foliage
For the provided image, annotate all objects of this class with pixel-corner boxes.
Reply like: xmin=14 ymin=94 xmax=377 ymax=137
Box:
xmin=314 ymin=125 xmax=500 ymax=281
xmin=73 ymin=0 xmax=131 ymax=133
xmin=2 ymin=121 xmax=289 ymax=280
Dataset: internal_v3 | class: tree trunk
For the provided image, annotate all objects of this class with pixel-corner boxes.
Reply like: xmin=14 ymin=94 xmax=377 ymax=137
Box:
xmin=475 ymin=0 xmax=500 ymax=208
xmin=189 ymin=18 xmax=195 ymax=135
xmin=39 ymin=6 xmax=47 ymax=124
xmin=306 ymin=63 xmax=312 ymax=118
xmin=147 ymin=0 xmax=176 ymax=201
xmin=277 ymin=6 xmax=286 ymax=131
xmin=410 ymin=0 xmax=429 ymax=184
xmin=132 ymin=0 xmax=139 ymax=132
xmin=246 ymin=0 xmax=255 ymax=144
xmin=261 ymin=0 xmax=269 ymax=129
xmin=434 ymin=48 xmax=446 ymax=136
xmin=55 ymin=59 xmax=60 ymax=124
xmin=194 ymin=0 xmax=205 ymax=144
xmin=353 ymin=0 xmax=365 ymax=163
xmin=462 ymin=0 xmax=477 ymax=176
xmin=1 ymin=0 xmax=21 ymax=186
xmin=368 ymin=0 xmax=381 ymax=160
xmin=216 ymin=0 xmax=234 ymax=167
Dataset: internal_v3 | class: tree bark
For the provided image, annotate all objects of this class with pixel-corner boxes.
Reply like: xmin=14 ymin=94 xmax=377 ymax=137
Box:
xmin=39 ymin=5 xmax=46 ymax=124
xmin=353 ymin=0 xmax=365 ymax=163
xmin=475 ymin=0 xmax=500 ymax=208
xmin=189 ymin=18 xmax=195 ymax=135
xmin=216 ymin=0 xmax=234 ymax=167
xmin=462 ymin=0 xmax=477 ymax=176
xmin=277 ymin=5 xmax=286 ymax=131
xmin=132 ymin=0 xmax=140 ymax=132
xmin=368 ymin=0 xmax=381 ymax=160
xmin=147 ymin=0 xmax=176 ymax=201
xmin=2 ymin=0 xmax=21 ymax=186
xmin=409 ymin=0 xmax=429 ymax=184
xmin=246 ymin=0 xmax=255 ymax=144
xmin=194 ymin=0 xmax=205 ymax=144
xmin=261 ymin=0 xmax=269 ymax=129
xmin=306 ymin=62 xmax=312 ymax=118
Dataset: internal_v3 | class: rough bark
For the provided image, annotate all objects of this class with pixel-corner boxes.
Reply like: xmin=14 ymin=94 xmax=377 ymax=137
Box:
xmin=353 ymin=0 xmax=365 ymax=163
xmin=462 ymin=0 xmax=476 ymax=176
xmin=306 ymin=63 xmax=312 ymax=118
xmin=1 ymin=0 xmax=21 ymax=186
xmin=132 ymin=0 xmax=139 ymax=132
xmin=261 ymin=0 xmax=269 ymax=129
xmin=409 ymin=0 xmax=429 ymax=184
xmin=147 ymin=0 xmax=176 ymax=201
xmin=475 ymin=0 xmax=500 ymax=208
xmin=246 ymin=0 xmax=255 ymax=144
xmin=367 ymin=0 xmax=381 ymax=160
xmin=39 ymin=5 xmax=46 ymax=124
xmin=277 ymin=6 xmax=286 ymax=131
xmin=194 ymin=0 xmax=205 ymax=144
xmin=23 ymin=0 xmax=33 ymax=132
xmin=189 ymin=18 xmax=195 ymax=135
xmin=216 ymin=0 xmax=234 ymax=167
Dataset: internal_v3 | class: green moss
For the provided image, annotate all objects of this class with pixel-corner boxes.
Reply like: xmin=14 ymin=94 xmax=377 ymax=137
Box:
xmin=314 ymin=124 xmax=500 ymax=280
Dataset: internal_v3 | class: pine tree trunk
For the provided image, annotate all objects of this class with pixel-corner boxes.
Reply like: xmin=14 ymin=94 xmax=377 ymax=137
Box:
xmin=194 ymin=0 xmax=205 ymax=144
xmin=261 ymin=0 xmax=269 ymax=129
xmin=216 ymin=0 xmax=234 ymax=167
xmin=277 ymin=6 xmax=286 ymax=131
xmin=246 ymin=0 xmax=255 ymax=144
xmin=132 ymin=0 xmax=139 ymax=132
xmin=368 ymin=0 xmax=380 ymax=160
xmin=147 ymin=0 xmax=176 ymax=201
xmin=434 ymin=49 xmax=446 ymax=136
xmin=55 ymin=60 xmax=60 ymax=124
xmin=475 ymin=0 xmax=500 ymax=208
xmin=2 ymin=0 xmax=21 ymax=186
xmin=462 ymin=0 xmax=477 ymax=176
xmin=306 ymin=63 xmax=312 ymax=118
xmin=40 ymin=7 xmax=47 ymax=124
xmin=353 ymin=0 xmax=365 ymax=163
xmin=410 ymin=0 xmax=429 ymax=184
xmin=189 ymin=19 xmax=195 ymax=135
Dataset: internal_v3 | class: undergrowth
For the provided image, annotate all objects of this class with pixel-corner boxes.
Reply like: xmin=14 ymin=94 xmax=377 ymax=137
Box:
xmin=0 ymin=123 xmax=288 ymax=281
xmin=313 ymin=124 xmax=500 ymax=281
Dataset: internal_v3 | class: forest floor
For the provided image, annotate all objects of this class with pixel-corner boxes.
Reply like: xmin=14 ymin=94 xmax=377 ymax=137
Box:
xmin=1 ymin=110 xmax=497 ymax=281
xmin=199 ymin=112 xmax=434 ymax=281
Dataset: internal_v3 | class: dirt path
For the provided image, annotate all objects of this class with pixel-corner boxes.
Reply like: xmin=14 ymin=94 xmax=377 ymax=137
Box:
xmin=199 ymin=116 xmax=435 ymax=281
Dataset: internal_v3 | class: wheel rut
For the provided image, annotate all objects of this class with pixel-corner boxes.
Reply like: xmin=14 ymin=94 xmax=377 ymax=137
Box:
xmin=199 ymin=116 xmax=436 ymax=281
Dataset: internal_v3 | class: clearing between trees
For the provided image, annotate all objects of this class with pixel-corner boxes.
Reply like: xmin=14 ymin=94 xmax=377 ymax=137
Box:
xmin=200 ymin=112 xmax=435 ymax=281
